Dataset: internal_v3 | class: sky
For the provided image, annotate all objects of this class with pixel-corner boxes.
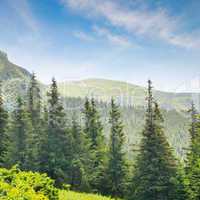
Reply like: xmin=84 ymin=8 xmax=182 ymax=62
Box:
xmin=0 ymin=0 xmax=200 ymax=92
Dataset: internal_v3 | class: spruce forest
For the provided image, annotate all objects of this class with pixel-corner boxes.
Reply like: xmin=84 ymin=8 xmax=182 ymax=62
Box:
xmin=1 ymin=0 xmax=200 ymax=199
xmin=0 ymin=71 xmax=199 ymax=199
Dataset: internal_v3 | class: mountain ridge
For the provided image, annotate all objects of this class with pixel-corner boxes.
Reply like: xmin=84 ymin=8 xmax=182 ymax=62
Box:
xmin=0 ymin=50 xmax=198 ymax=111
xmin=0 ymin=50 xmax=191 ymax=159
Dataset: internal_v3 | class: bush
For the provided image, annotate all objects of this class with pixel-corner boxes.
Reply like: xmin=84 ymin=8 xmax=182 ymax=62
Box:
xmin=0 ymin=166 xmax=58 ymax=200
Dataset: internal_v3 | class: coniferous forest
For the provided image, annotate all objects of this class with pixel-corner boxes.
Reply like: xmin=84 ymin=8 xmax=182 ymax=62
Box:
xmin=0 ymin=73 xmax=200 ymax=200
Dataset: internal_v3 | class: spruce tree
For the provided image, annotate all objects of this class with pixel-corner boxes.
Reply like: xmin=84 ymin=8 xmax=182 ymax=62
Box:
xmin=0 ymin=82 xmax=8 ymax=166
xmin=28 ymin=72 xmax=41 ymax=125
xmin=185 ymin=103 xmax=200 ymax=200
xmin=27 ymin=72 xmax=42 ymax=170
xmin=69 ymin=116 xmax=91 ymax=191
xmin=128 ymin=80 xmax=180 ymax=200
xmin=42 ymin=78 xmax=72 ymax=186
xmin=105 ymin=98 xmax=128 ymax=198
xmin=83 ymin=98 xmax=106 ymax=193
xmin=8 ymin=97 xmax=34 ymax=170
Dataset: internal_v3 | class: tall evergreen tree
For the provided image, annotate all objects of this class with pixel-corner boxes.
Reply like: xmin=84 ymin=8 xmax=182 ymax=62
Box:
xmin=0 ymin=82 xmax=8 ymax=166
xmin=185 ymin=103 xmax=200 ymax=200
xmin=128 ymin=80 xmax=181 ymax=200
xmin=27 ymin=72 xmax=42 ymax=171
xmin=105 ymin=98 xmax=128 ymax=198
xmin=83 ymin=98 xmax=106 ymax=193
xmin=69 ymin=116 xmax=91 ymax=192
xmin=28 ymin=72 xmax=41 ymax=125
xmin=8 ymin=97 xmax=34 ymax=170
xmin=42 ymin=78 xmax=72 ymax=186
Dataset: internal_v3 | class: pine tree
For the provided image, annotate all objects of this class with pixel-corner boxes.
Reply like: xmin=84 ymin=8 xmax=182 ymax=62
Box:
xmin=128 ymin=80 xmax=180 ymax=200
xmin=27 ymin=72 xmax=42 ymax=171
xmin=105 ymin=98 xmax=128 ymax=198
xmin=28 ymin=72 xmax=41 ymax=125
xmin=83 ymin=98 xmax=106 ymax=193
xmin=185 ymin=103 xmax=200 ymax=200
xmin=8 ymin=97 xmax=34 ymax=170
xmin=0 ymin=82 xmax=8 ymax=166
xmin=42 ymin=78 xmax=72 ymax=186
xmin=69 ymin=115 xmax=91 ymax=192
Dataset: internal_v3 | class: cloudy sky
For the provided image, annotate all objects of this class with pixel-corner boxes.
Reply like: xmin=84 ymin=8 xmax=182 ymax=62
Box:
xmin=0 ymin=0 xmax=200 ymax=92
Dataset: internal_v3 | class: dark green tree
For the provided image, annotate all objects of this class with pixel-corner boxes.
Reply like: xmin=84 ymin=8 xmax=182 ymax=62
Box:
xmin=128 ymin=80 xmax=181 ymax=200
xmin=69 ymin=115 xmax=91 ymax=192
xmin=42 ymin=78 xmax=72 ymax=186
xmin=83 ymin=98 xmax=106 ymax=193
xmin=27 ymin=72 xmax=42 ymax=171
xmin=8 ymin=97 xmax=34 ymax=170
xmin=28 ymin=72 xmax=41 ymax=125
xmin=105 ymin=98 xmax=128 ymax=198
xmin=185 ymin=103 xmax=200 ymax=200
xmin=0 ymin=82 xmax=8 ymax=166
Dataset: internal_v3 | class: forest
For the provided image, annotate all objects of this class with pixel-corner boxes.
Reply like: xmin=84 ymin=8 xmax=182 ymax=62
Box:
xmin=0 ymin=73 xmax=199 ymax=200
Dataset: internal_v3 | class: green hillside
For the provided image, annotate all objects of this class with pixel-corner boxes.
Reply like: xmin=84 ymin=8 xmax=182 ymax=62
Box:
xmin=0 ymin=50 xmax=195 ymax=111
xmin=0 ymin=51 xmax=31 ymax=108
xmin=0 ymin=51 xmax=191 ymax=159
xmin=0 ymin=51 xmax=30 ymax=81
xmin=58 ymin=78 xmax=193 ymax=111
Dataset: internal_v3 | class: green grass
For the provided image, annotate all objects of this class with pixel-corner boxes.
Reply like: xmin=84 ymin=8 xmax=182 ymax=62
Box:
xmin=59 ymin=190 xmax=119 ymax=200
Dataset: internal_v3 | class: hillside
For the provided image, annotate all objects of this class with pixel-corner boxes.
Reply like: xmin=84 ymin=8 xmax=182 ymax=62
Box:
xmin=58 ymin=78 xmax=193 ymax=111
xmin=0 ymin=51 xmax=191 ymax=159
xmin=0 ymin=51 xmax=31 ymax=108
xmin=0 ymin=50 xmax=195 ymax=111
xmin=0 ymin=51 xmax=31 ymax=81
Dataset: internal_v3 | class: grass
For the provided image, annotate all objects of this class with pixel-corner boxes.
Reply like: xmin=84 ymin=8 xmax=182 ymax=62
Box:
xmin=59 ymin=190 xmax=119 ymax=200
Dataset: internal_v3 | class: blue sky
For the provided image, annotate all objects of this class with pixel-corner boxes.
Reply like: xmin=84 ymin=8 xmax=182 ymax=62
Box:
xmin=0 ymin=0 xmax=200 ymax=92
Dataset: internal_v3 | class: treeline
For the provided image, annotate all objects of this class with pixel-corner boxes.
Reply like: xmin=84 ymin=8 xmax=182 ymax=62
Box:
xmin=0 ymin=74 xmax=199 ymax=200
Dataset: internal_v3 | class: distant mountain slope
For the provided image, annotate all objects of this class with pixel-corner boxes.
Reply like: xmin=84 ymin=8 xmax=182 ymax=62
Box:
xmin=0 ymin=51 xmax=31 ymax=81
xmin=0 ymin=50 xmax=31 ymax=108
xmin=0 ymin=50 xmax=195 ymax=111
xmin=58 ymin=78 xmax=194 ymax=111
xmin=0 ymin=50 xmax=191 ymax=159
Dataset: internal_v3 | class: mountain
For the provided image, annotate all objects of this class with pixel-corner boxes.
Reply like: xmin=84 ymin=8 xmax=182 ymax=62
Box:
xmin=0 ymin=51 xmax=31 ymax=81
xmin=0 ymin=51 xmax=191 ymax=159
xmin=58 ymin=78 xmax=194 ymax=111
xmin=0 ymin=50 xmax=31 ymax=108
xmin=0 ymin=50 xmax=196 ymax=111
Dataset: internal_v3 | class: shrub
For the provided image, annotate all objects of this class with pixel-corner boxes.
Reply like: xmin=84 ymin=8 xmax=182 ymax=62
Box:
xmin=0 ymin=166 xmax=58 ymax=200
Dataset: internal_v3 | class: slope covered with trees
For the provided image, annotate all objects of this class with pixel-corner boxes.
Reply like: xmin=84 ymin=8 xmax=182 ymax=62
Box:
xmin=0 ymin=73 xmax=199 ymax=199
xmin=0 ymin=51 xmax=191 ymax=161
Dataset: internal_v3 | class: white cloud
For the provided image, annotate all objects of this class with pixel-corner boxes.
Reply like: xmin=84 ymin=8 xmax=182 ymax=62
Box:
xmin=61 ymin=0 xmax=200 ymax=49
xmin=93 ymin=26 xmax=131 ymax=47
xmin=7 ymin=0 xmax=39 ymax=32
xmin=73 ymin=31 xmax=95 ymax=42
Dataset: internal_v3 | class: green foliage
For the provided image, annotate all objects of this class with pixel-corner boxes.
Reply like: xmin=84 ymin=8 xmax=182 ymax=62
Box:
xmin=185 ymin=104 xmax=200 ymax=200
xmin=0 ymin=166 xmax=58 ymax=200
xmin=104 ymin=98 xmax=128 ymax=198
xmin=83 ymin=98 xmax=107 ymax=193
xmin=26 ymin=73 xmax=43 ymax=171
xmin=0 ymin=52 xmax=191 ymax=161
xmin=0 ymin=53 xmax=197 ymax=199
xmin=41 ymin=78 xmax=73 ymax=186
xmin=0 ymin=82 xmax=8 ymax=166
xmin=68 ymin=116 xmax=91 ymax=191
xmin=7 ymin=97 xmax=35 ymax=170
xmin=128 ymin=81 xmax=185 ymax=200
